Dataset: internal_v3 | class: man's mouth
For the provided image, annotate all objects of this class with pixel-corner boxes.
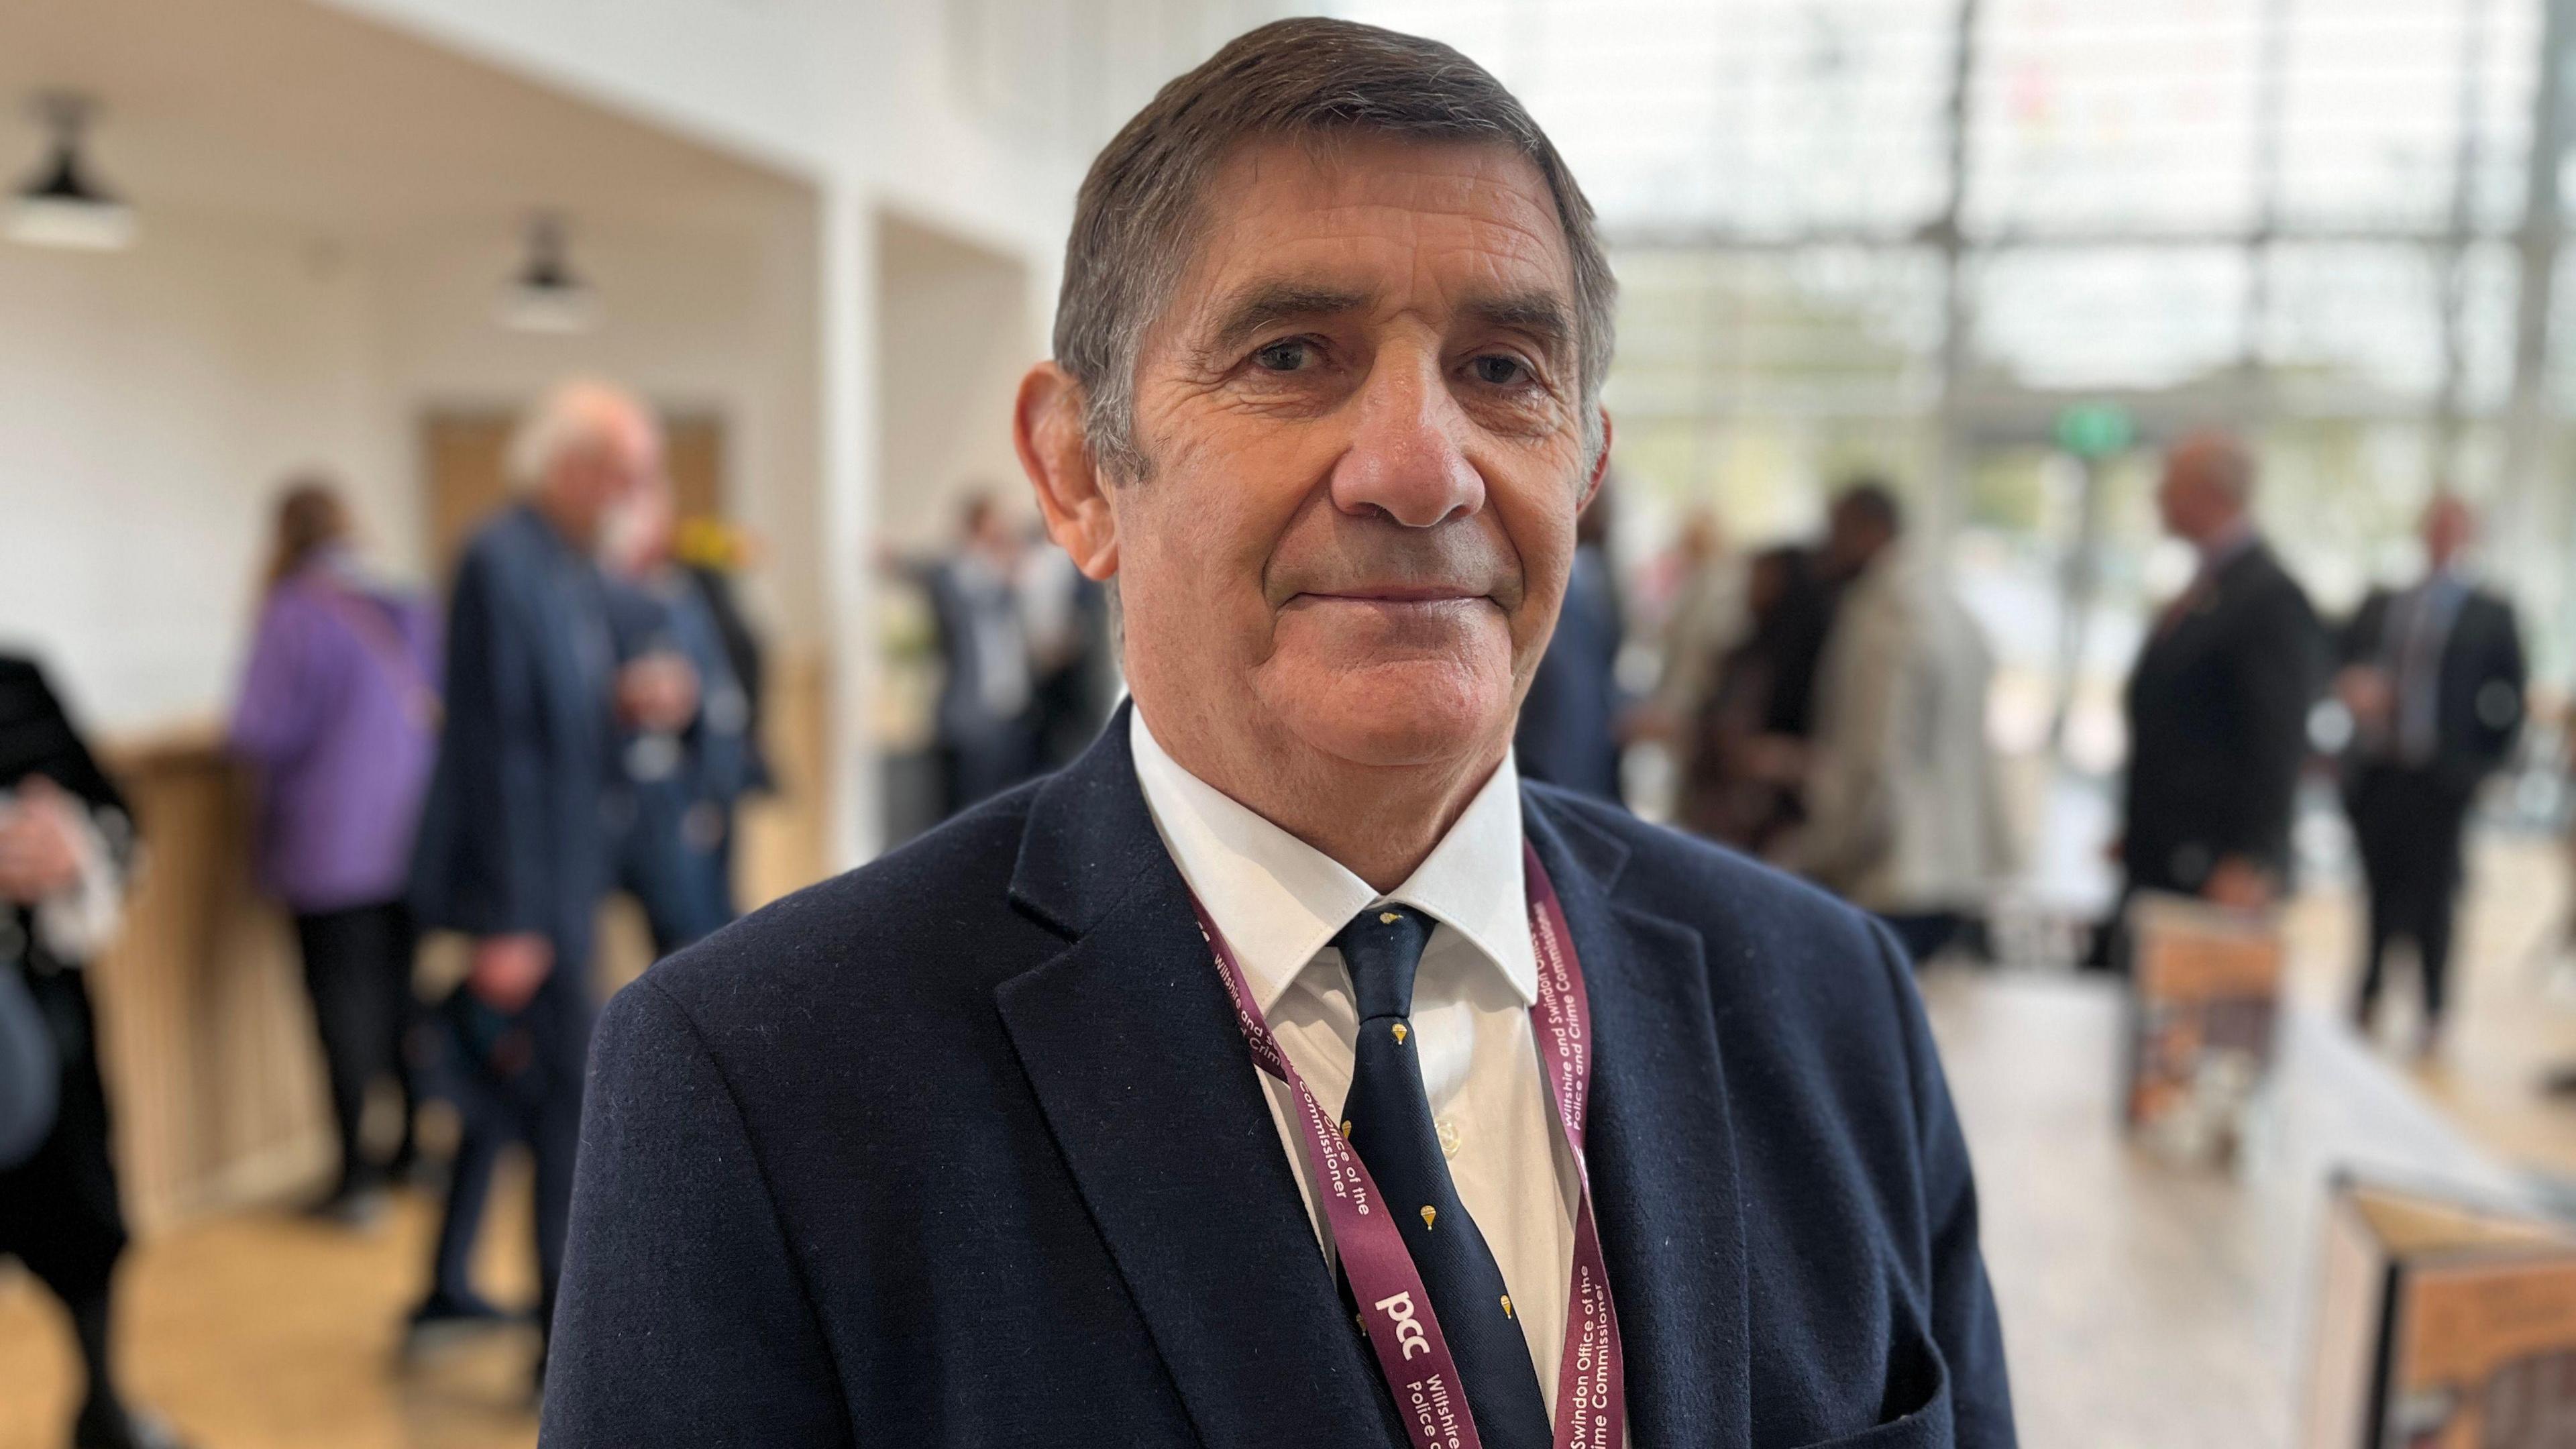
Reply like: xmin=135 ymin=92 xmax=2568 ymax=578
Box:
xmin=1291 ymin=585 xmax=1487 ymax=605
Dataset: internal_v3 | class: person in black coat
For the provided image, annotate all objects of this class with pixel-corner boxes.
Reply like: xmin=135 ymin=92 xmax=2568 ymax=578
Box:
xmin=545 ymin=21 xmax=2012 ymax=1447
xmin=2334 ymin=496 xmax=2524 ymax=1055
xmin=2106 ymin=431 xmax=2325 ymax=958
xmin=0 ymin=655 xmax=191 ymax=1449
xmin=405 ymin=381 xmax=692 ymax=1364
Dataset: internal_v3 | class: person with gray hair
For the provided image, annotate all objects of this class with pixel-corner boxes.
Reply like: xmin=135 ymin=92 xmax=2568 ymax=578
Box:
xmin=406 ymin=378 xmax=696 ymax=1381
xmin=2099 ymin=430 xmax=2326 ymax=965
xmin=545 ymin=20 xmax=2012 ymax=1448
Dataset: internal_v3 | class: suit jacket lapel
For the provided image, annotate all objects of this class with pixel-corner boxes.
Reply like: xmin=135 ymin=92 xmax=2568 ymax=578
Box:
xmin=1526 ymin=792 xmax=1752 ymax=1449
xmin=998 ymin=712 xmax=1396 ymax=1448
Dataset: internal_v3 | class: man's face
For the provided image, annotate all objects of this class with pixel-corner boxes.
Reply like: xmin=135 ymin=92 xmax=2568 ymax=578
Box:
xmin=553 ymin=409 xmax=663 ymax=549
xmin=1822 ymin=504 xmax=1883 ymax=578
xmin=2155 ymin=459 xmax=2206 ymax=541
xmin=1109 ymin=136 xmax=1598 ymax=772
xmin=2422 ymin=498 xmax=2473 ymax=568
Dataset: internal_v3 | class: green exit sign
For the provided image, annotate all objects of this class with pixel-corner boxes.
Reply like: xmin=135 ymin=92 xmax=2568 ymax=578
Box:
xmin=2053 ymin=402 xmax=2135 ymax=460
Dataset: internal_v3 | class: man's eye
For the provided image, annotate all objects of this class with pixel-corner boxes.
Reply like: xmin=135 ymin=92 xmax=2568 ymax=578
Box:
xmin=1253 ymin=339 xmax=1313 ymax=372
xmin=1470 ymin=354 xmax=1529 ymax=386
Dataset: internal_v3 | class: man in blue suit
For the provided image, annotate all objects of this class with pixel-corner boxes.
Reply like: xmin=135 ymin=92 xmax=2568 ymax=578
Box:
xmin=546 ymin=19 xmax=2013 ymax=1448
xmin=409 ymin=380 xmax=694 ymax=1363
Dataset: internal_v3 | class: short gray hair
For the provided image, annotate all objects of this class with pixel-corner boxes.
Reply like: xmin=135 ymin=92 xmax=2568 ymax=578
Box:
xmin=1054 ymin=17 xmax=1617 ymax=480
xmin=507 ymin=377 xmax=655 ymax=488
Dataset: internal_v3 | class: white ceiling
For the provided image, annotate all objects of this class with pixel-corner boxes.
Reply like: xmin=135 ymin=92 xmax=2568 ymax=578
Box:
xmin=0 ymin=0 xmax=814 ymax=241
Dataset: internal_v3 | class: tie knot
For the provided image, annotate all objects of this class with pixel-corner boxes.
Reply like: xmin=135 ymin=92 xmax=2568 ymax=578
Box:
xmin=1334 ymin=906 xmax=1436 ymax=1021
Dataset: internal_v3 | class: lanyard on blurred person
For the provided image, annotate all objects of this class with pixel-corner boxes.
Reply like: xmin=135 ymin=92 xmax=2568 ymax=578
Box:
xmin=1189 ymin=840 xmax=1627 ymax=1449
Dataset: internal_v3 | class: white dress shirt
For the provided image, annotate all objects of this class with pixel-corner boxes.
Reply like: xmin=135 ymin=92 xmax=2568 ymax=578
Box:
xmin=1130 ymin=710 xmax=1583 ymax=1417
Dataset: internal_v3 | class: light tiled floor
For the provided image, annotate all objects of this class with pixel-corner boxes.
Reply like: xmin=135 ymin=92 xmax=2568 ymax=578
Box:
xmin=2285 ymin=828 xmax=2576 ymax=1178
xmin=1923 ymin=823 xmax=2576 ymax=1449
xmin=0 ymin=1161 xmax=541 ymax=1449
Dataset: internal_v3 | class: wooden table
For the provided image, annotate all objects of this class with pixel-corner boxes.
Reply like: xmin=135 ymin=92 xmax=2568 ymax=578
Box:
xmin=1921 ymin=969 xmax=2530 ymax=1449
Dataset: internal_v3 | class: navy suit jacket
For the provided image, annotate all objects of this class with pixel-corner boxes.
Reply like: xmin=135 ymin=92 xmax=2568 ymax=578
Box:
xmin=2121 ymin=541 xmax=2324 ymax=893
xmin=409 ymin=504 xmax=623 ymax=967
xmin=544 ymin=706 xmax=2014 ymax=1448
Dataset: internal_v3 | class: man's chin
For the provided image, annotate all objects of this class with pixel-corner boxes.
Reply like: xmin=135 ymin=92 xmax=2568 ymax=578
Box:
xmin=1261 ymin=657 xmax=1511 ymax=771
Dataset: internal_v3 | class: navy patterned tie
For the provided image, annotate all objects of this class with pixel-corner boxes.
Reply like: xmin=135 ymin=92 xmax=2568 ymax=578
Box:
xmin=1334 ymin=906 xmax=1551 ymax=1449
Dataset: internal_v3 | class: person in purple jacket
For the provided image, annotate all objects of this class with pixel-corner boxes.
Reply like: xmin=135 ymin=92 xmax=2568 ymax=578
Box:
xmin=229 ymin=479 xmax=441 ymax=1225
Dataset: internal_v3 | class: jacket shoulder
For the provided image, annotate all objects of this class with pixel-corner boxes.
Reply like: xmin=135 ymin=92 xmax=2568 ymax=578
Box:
xmin=449 ymin=508 xmax=544 ymax=589
xmin=1534 ymin=786 xmax=1895 ymax=965
xmin=1530 ymin=790 xmax=1931 ymax=1122
xmin=630 ymin=782 xmax=1059 ymax=1040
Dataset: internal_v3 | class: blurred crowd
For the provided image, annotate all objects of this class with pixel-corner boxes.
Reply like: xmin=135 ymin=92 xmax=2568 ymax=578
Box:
xmin=1521 ymin=472 xmax=2013 ymax=967
xmin=1520 ymin=429 xmax=2530 ymax=1062
xmin=4 ymin=378 xmax=770 ymax=1447
xmin=883 ymin=492 xmax=1118 ymax=823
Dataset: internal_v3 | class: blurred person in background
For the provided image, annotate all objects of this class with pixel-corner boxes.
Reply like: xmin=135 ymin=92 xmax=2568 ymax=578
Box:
xmin=2100 ymin=431 xmax=2324 ymax=965
xmin=1676 ymin=543 xmax=1837 ymax=851
xmin=2336 ymin=494 xmax=2524 ymax=1057
xmin=405 ymin=380 xmax=690 ymax=1378
xmin=606 ymin=479 xmax=745 ymax=955
xmin=0 ymin=655 xmax=189 ymax=1449
xmin=1639 ymin=508 xmax=1746 ymax=788
xmin=1792 ymin=482 xmax=2010 ymax=963
xmin=1020 ymin=521 xmax=1116 ymax=769
xmin=227 ymin=478 xmax=440 ymax=1226
xmin=914 ymin=492 xmax=1039 ymax=815
xmin=673 ymin=517 xmax=772 ymax=808
xmin=1513 ymin=476 xmax=1626 ymax=801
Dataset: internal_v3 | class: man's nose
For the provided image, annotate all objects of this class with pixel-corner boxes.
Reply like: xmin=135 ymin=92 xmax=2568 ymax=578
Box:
xmin=1329 ymin=351 xmax=1485 ymax=528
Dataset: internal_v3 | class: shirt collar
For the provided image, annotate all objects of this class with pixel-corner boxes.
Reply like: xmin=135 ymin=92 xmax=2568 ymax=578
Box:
xmin=1128 ymin=708 xmax=1535 ymax=1014
xmin=2196 ymin=519 xmax=2259 ymax=573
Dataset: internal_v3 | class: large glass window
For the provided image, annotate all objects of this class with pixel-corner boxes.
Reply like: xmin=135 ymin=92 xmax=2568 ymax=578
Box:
xmin=1966 ymin=1 xmax=2267 ymax=239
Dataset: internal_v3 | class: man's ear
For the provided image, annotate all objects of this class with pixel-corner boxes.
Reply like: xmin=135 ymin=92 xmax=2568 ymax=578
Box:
xmin=1576 ymin=409 xmax=1614 ymax=512
xmin=1015 ymin=362 xmax=1120 ymax=582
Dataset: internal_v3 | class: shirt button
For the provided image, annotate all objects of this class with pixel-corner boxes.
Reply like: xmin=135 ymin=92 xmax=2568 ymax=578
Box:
xmin=1436 ymin=1116 xmax=1463 ymax=1160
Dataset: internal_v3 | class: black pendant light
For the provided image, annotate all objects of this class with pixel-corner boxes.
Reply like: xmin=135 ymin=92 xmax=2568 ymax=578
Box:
xmin=498 ymin=212 xmax=597 ymax=333
xmin=7 ymin=94 xmax=134 ymax=252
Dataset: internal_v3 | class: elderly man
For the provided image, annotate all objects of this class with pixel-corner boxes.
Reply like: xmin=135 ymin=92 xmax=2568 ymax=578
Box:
xmin=2337 ymin=496 xmax=2524 ymax=1055
xmin=545 ymin=21 xmax=2012 ymax=1448
xmin=2107 ymin=431 xmax=2324 ymax=959
xmin=407 ymin=380 xmax=695 ymax=1367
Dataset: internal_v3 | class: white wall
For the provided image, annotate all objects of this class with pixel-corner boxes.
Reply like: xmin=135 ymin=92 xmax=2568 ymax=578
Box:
xmin=0 ymin=217 xmax=401 ymax=732
xmin=877 ymin=215 xmax=1039 ymax=551
xmin=0 ymin=207 xmax=822 ymax=737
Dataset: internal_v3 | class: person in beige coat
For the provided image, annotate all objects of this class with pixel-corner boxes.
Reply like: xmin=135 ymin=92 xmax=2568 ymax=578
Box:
xmin=1792 ymin=482 xmax=2014 ymax=961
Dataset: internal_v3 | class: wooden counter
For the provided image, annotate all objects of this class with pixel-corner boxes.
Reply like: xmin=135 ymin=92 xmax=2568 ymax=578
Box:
xmin=87 ymin=727 xmax=333 ymax=1234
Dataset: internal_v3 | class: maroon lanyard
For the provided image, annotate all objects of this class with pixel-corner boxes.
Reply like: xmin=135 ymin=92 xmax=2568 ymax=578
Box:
xmin=1189 ymin=839 xmax=1627 ymax=1449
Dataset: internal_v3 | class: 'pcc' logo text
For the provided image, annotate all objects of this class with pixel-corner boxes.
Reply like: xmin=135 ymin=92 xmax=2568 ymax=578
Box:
xmin=1373 ymin=1292 xmax=1430 ymax=1360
